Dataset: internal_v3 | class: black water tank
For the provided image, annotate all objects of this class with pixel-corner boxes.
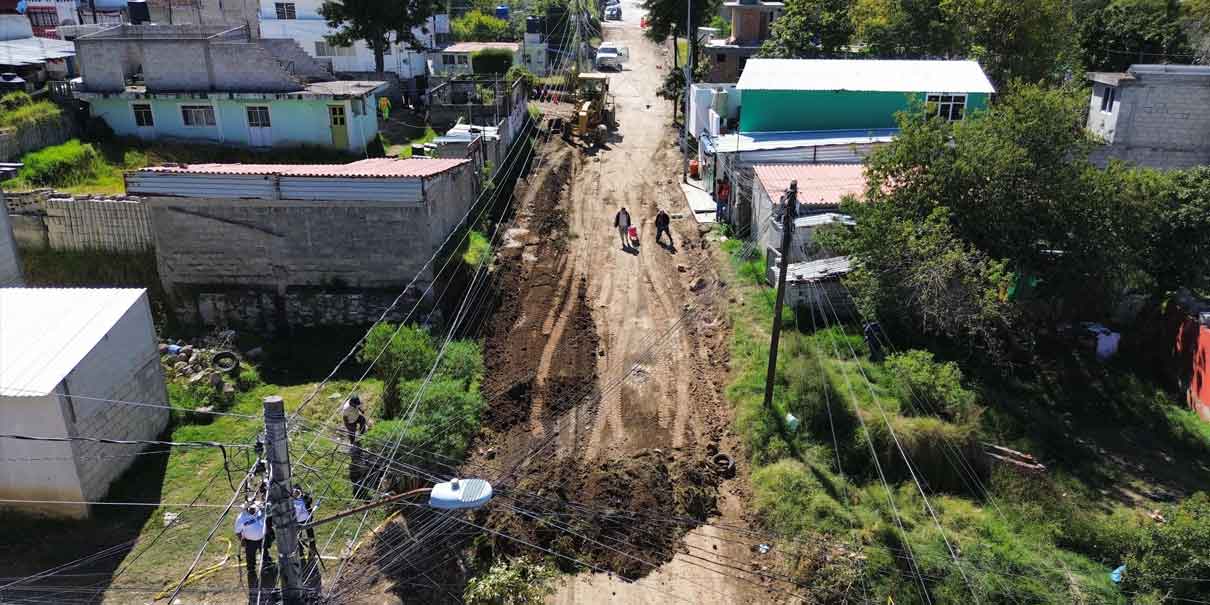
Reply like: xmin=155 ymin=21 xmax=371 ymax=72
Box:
xmin=127 ymin=0 xmax=150 ymax=24
xmin=526 ymin=15 xmax=545 ymax=34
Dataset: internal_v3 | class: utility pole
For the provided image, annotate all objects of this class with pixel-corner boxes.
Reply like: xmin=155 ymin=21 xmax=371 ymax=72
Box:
xmin=263 ymin=395 xmax=308 ymax=605
xmin=681 ymin=0 xmax=694 ymax=183
xmin=762 ymin=180 xmax=798 ymax=411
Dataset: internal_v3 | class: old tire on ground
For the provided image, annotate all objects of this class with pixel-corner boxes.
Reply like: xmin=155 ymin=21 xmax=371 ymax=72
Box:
xmin=710 ymin=453 xmax=735 ymax=478
xmin=212 ymin=351 xmax=240 ymax=374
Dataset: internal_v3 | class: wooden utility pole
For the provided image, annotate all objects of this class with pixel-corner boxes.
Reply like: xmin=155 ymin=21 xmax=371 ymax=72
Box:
xmin=263 ymin=395 xmax=308 ymax=605
xmin=762 ymin=180 xmax=798 ymax=411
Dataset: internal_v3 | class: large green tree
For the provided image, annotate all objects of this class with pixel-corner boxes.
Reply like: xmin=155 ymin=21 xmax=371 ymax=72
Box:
xmin=759 ymin=0 xmax=854 ymax=58
xmin=850 ymin=0 xmax=959 ymax=58
xmin=452 ymin=10 xmax=513 ymax=42
xmin=1077 ymin=0 xmax=1192 ymax=72
xmin=640 ymin=0 xmax=720 ymax=45
xmin=356 ymin=323 xmax=436 ymax=420
xmin=320 ymin=0 xmax=435 ymax=74
xmin=942 ymin=0 xmax=1079 ymax=84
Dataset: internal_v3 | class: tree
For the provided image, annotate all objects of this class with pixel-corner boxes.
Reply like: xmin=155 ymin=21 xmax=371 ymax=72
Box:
xmin=320 ymin=0 xmax=435 ymax=74
xmin=453 ymin=10 xmax=513 ymax=42
xmin=472 ymin=48 xmax=517 ymax=74
xmin=1078 ymin=0 xmax=1192 ymax=72
xmin=850 ymin=0 xmax=960 ymax=58
xmin=1117 ymin=166 xmax=1210 ymax=296
xmin=640 ymin=0 xmax=720 ymax=44
xmin=759 ymin=0 xmax=854 ymax=58
xmin=356 ymin=323 xmax=436 ymax=419
xmin=943 ymin=0 xmax=1079 ymax=85
xmin=464 ymin=558 xmax=559 ymax=605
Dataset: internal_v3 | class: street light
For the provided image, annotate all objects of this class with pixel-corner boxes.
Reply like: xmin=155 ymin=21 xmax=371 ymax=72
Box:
xmin=303 ymin=478 xmax=494 ymax=530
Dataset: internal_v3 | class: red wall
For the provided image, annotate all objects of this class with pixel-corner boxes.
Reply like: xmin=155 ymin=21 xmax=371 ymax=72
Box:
xmin=1175 ymin=318 xmax=1210 ymax=421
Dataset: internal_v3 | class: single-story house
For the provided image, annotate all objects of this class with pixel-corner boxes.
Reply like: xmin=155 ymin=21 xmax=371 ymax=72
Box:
xmin=0 ymin=287 xmax=168 ymax=519
xmin=1085 ymin=64 xmax=1210 ymax=169
xmin=432 ymin=42 xmax=520 ymax=77
xmin=77 ymin=80 xmax=386 ymax=152
xmin=126 ymin=158 xmax=477 ymax=329
xmin=767 ymin=255 xmax=855 ymax=318
xmin=751 ymin=163 xmax=863 ymax=265
xmin=737 ymin=58 xmax=995 ymax=133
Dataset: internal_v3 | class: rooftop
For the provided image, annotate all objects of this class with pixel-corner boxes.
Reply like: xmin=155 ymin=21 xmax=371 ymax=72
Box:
xmin=76 ymin=80 xmax=388 ymax=100
xmin=755 ymin=163 xmax=866 ymax=207
xmin=737 ymin=59 xmax=996 ymax=94
xmin=708 ymin=129 xmax=898 ymax=154
xmin=138 ymin=158 xmax=469 ymax=178
xmin=784 ymin=256 xmax=852 ymax=283
xmin=443 ymin=42 xmax=521 ymax=53
xmin=1 ymin=288 xmax=147 ymax=397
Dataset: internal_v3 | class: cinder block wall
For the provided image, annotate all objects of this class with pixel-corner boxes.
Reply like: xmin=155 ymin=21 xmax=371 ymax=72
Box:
xmin=62 ymin=293 xmax=169 ymax=502
xmin=1099 ymin=73 xmax=1210 ymax=169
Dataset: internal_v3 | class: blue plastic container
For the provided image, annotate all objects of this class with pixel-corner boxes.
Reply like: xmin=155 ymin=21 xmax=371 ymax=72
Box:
xmin=495 ymin=5 xmax=510 ymax=20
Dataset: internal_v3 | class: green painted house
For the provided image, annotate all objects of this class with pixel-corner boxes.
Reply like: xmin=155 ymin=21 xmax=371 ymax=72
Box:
xmin=736 ymin=59 xmax=995 ymax=133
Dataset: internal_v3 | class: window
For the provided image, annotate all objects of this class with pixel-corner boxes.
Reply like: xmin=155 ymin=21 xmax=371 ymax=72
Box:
xmin=314 ymin=41 xmax=355 ymax=57
xmin=456 ymin=55 xmax=469 ymax=65
xmin=442 ymin=54 xmax=456 ymax=65
xmin=28 ymin=8 xmax=57 ymax=28
xmin=181 ymin=105 xmax=216 ymax=127
xmin=132 ymin=103 xmax=154 ymax=127
xmin=329 ymin=105 xmax=346 ymax=126
xmin=1100 ymin=86 xmax=1116 ymax=113
xmin=274 ymin=2 xmax=296 ymax=19
xmin=246 ymin=106 xmax=271 ymax=128
xmin=926 ymin=93 xmax=966 ymax=121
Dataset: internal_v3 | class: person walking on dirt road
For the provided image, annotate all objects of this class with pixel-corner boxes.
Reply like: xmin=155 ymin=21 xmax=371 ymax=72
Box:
xmin=614 ymin=207 xmax=631 ymax=249
xmin=654 ymin=208 xmax=672 ymax=246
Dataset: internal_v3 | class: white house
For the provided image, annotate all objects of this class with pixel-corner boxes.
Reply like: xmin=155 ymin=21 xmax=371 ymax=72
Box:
xmin=751 ymin=163 xmax=862 ymax=265
xmin=258 ymin=0 xmax=450 ymax=86
xmin=0 ymin=288 xmax=168 ymax=519
xmin=431 ymin=42 xmax=521 ymax=77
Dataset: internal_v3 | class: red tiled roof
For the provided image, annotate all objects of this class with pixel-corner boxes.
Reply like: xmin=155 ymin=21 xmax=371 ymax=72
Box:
xmin=443 ymin=42 xmax=520 ymax=53
xmin=140 ymin=158 xmax=469 ymax=178
xmin=753 ymin=163 xmax=866 ymax=207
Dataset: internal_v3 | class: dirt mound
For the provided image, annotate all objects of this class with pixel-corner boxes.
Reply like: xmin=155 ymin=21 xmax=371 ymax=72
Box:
xmin=479 ymin=449 xmax=721 ymax=579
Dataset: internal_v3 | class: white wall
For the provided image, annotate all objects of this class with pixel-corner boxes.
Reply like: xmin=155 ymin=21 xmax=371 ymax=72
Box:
xmin=0 ymin=392 xmax=88 ymax=518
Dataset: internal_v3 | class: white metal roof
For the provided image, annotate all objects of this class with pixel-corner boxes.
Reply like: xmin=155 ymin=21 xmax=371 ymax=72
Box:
xmin=737 ymin=59 xmax=995 ymax=93
xmin=0 ymin=288 xmax=146 ymax=397
xmin=709 ymin=129 xmax=898 ymax=153
xmin=0 ymin=36 xmax=75 ymax=67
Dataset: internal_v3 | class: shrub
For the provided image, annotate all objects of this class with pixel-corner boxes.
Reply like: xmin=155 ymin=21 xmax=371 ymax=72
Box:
xmin=472 ymin=48 xmax=516 ymax=75
xmin=16 ymin=140 xmax=102 ymax=187
xmin=365 ymin=378 xmax=485 ymax=470
xmin=436 ymin=339 xmax=485 ymax=385
xmin=462 ymin=230 xmax=491 ymax=268
xmin=0 ymin=91 xmax=31 ymax=112
xmin=464 ymin=557 xmax=558 ymax=605
xmin=1123 ymin=492 xmax=1210 ymax=599
xmin=506 ymin=65 xmax=536 ymax=90
xmin=356 ymin=323 xmax=437 ymax=420
xmin=884 ymin=349 xmax=977 ymax=421
xmin=453 ymin=10 xmax=511 ymax=42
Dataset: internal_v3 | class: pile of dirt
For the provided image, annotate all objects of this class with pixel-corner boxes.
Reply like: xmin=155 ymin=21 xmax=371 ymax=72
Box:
xmin=477 ymin=448 xmax=722 ymax=579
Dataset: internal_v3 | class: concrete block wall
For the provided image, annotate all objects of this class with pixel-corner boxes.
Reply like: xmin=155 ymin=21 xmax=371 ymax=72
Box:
xmin=0 ymin=393 xmax=88 ymax=518
xmin=1097 ymin=72 xmax=1210 ymax=169
xmin=62 ymin=293 xmax=169 ymax=502
xmin=45 ymin=197 xmax=154 ymax=252
xmin=210 ymin=42 xmax=306 ymax=92
xmin=259 ymin=38 xmax=335 ymax=80
xmin=0 ymin=207 xmax=21 ymax=285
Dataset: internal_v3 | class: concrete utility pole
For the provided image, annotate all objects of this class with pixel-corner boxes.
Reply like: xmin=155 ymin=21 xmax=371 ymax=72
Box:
xmin=762 ymin=180 xmax=798 ymax=411
xmin=682 ymin=0 xmax=694 ymax=183
xmin=263 ymin=395 xmax=308 ymax=605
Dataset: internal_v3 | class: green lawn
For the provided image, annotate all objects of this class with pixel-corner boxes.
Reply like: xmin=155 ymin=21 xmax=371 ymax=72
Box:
xmin=389 ymin=126 xmax=439 ymax=158
xmin=718 ymin=237 xmax=1210 ymax=604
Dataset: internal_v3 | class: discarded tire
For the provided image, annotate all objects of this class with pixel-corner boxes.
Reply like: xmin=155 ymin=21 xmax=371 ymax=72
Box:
xmin=710 ymin=453 xmax=735 ymax=478
xmin=212 ymin=351 xmax=240 ymax=374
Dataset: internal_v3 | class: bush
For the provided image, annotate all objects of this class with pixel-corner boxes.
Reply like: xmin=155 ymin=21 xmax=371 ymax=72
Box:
xmin=1124 ymin=492 xmax=1210 ymax=598
xmin=0 ymin=91 xmax=31 ymax=112
xmin=505 ymin=65 xmax=536 ymax=90
xmin=453 ymin=10 xmax=512 ymax=42
xmin=16 ymin=140 xmax=102 ymax=187
xmin=884 ymin=349 xmax=977 ymax=421
xmin=356 ymin=323 xmax=437 ymax=420
xmin=464 ymin=557 xmax=558 ymax=605
xmin=436 ymin=339 xmax=485 ymax=385
xmin=462 ymin=230 xmax=491 ymax=268
xmin=472 ymin=48 xmax=516 ymax=75
xmin=364 ymin=378 xmax=485 ymax=471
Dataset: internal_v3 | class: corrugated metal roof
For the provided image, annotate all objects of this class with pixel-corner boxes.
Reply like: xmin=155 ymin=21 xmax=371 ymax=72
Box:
xmin=710 ymin=129 xmax=898 ymax=153
xmin=0 ymin=36 xmax=75 ymax=66
xmin=139 ymin=158 xmax=469 ymax=178
xmin=443 ymin=42 xmax=520 ymax=53
xmin=0 ymin=288 xmax=146 ymax=397
xmin=737 ymin=59 xmax=996 ymax=93
xmin=785 ymin=256 xmax=852 ymax=282
xmin=754 ymin=163 xmax=866 ymax=207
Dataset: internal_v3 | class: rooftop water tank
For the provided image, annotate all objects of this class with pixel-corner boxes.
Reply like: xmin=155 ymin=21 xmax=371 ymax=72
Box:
xmin=495 ymin=5 xmax=510 ymax=20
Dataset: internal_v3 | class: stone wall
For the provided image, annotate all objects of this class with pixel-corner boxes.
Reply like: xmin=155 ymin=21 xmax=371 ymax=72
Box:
xmin=0 ymin=115 xmax=76 ymax=162
xmin=177 ymin=285 xmax=427 ymax=331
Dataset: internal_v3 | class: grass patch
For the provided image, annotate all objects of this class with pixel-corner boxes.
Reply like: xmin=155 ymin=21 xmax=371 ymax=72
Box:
xmin=0 ymin=92 xmax=62 ymax=129
xmin=395 ymin=126 xmax=438 ymax=158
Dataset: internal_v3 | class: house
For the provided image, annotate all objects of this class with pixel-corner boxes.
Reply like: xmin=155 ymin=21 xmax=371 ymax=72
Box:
xmin=18 ymin=0 xmax=77 ymax=39
xmin=0 ymin=287 xmax=168 ymax=519
xmin=72 ymin=24 xmax=387 ymax=152
xmin=126 ymin=158 xmax=477 ymax=329
xmin=700 ymin=0 xmax=784 ymax=83
xmin=767 ymin=255 xmax=855 ymax=318
xmin=751 ymin=163 xmax=862 ymax=265
xmin=0 ymin=14 xmax=75 ymax=86
xmin=1086 ymin=64 xmax=1210 ymax=169
xmin=258 ymin=0 xmax=451 ymax=97
xmin=737 ymin=58 xmax=994 ymax=132
xmin=687 ymin=83 xmax=739 ymax=141
xmin=432 ymin=42 xmax=520 ymax=77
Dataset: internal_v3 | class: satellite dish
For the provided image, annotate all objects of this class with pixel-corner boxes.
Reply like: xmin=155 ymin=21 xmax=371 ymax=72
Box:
xmin=429 ymin=478 xmax=493 ymax=510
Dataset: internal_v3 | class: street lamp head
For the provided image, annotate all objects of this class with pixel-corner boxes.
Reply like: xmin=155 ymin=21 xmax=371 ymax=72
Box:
xmin=429 ymin=478 xmax=493 ymax=511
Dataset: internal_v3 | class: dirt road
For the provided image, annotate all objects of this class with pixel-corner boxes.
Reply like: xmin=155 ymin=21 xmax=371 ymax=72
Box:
xmin=477 ymin=3 xmax=780 ymax=603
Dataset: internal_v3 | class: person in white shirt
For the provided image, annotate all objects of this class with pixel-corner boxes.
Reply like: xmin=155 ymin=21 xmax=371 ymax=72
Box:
xmin=340 ymin=394 xmax=368 ymax=443
xmin=234 ymin=502 xmax=267 ymax=586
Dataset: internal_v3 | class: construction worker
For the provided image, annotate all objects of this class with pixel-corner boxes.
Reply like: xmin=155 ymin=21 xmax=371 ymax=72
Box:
xmin=716 ymin=176 xmax=732 ymax=224
xmin=234 ymin=500 xmax=267 ymax=589
xmin=292 ymin=485 xmax=317 ymax=546
xmin=654 ymin=208 xmax=672 ymax=247
xmin=378 ymin=96 xmax=392 ymax=120
xmin=614 ymin=206 xmax=631 ymax=249
xmin=341 ymin=394 xmax=368 ymax=444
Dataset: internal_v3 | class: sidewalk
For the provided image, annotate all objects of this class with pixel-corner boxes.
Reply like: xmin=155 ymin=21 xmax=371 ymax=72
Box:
xmin=679 ymin=178 xmax=716 ymax=224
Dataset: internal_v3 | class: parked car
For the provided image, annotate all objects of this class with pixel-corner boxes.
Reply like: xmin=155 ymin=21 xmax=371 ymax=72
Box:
xmin=594 ymin=43 xmax=629 ymax=69
xmin=604 ymin=4 xmax=621 ymax=20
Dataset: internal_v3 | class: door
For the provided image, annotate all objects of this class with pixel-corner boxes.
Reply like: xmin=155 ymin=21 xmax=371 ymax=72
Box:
xmin=328 ymin=105 xmax=349 ymax=149
xmin=246 ymin=106 xmax=272 ymax=147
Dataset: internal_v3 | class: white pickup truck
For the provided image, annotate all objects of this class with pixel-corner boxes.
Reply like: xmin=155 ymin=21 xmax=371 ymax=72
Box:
xmin=594 ymin=43 xmax=629 ymax=70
